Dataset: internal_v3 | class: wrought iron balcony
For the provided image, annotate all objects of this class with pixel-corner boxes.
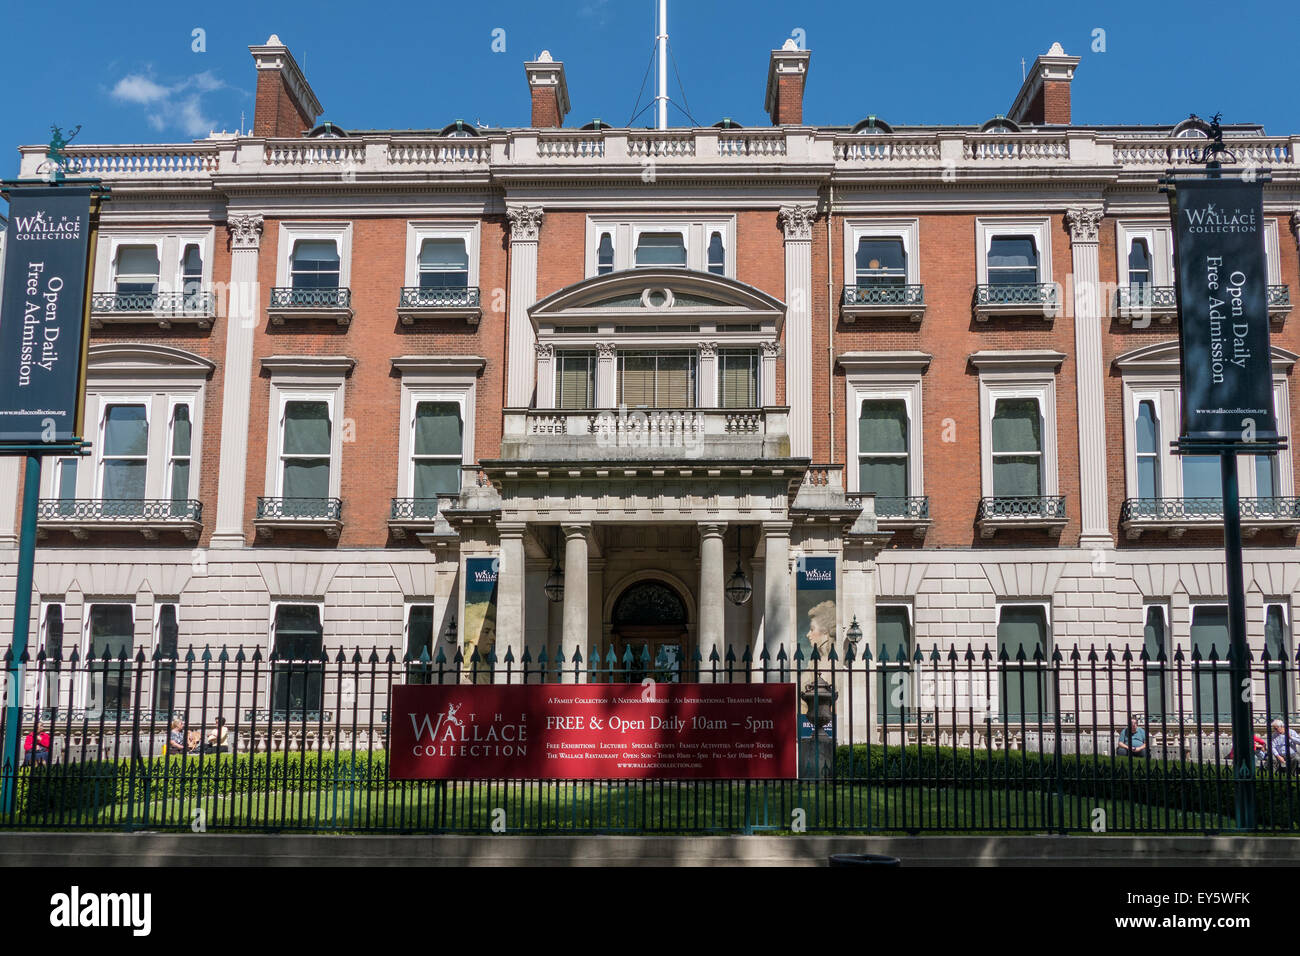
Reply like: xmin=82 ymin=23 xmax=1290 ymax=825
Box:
xmin=36 ymin=498 xmax=202 ymax=540
xmin=973 ymin=282 xmax=1060 ymax=320
xmin=267 ymin=287 xmax=354 ymax=326
xmin=872 ymin=495 xmax=932 ymax=538
xmin=1114 ymin=285 xmax=1177 ymax=324
xmin=388 ymin=496 xmax=460 ymax=539
xmin=254 ymin=497 xmax=343 ymax=538
xmin=976 ymin=495 xmax=1067 ymax=537
xmin=397 ymin=286 xmax=482 ymax=325
xmin=1120 ymin=496 xmax=1300 ymax=539
xmin=90 ymin=290 xmax=216 ymax=329
xmin=840 ymin=284 xmax=926 ymax=323
xmin=1269 ymin=284 xmax=1292 ymax=321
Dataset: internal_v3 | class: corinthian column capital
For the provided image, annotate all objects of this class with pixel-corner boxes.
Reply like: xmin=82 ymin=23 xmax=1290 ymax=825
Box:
xmin=778 ymin=203 xmax=817 ymax=242
xmin=227 ymin=213 xmax=264 ymax=250
xmin=1065 ymin=205 xmax=1105 ymax=244
xmin=506 ymin=204 xmax=545 ymax=242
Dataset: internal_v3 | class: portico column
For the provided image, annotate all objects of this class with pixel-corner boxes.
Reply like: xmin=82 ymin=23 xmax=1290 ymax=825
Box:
xmin=761 ymin=521 xmax=794 ymax=678
xmin=779 ymin=204 xmax=816 ymax=458
xmin=1066 ymin=205 xmax=1112 ymax=548
xmin=495 ymin=522 xmax=527 ymax=684
xmin=212 ymin=213 xmax=263 ymax=548
xmin=697 ymin=523 xmax=727 ymax=676
xmin=505 ymin=205 xmax=545 ymax=407
xmin=561 ymin=524 xmax=589 ymax=667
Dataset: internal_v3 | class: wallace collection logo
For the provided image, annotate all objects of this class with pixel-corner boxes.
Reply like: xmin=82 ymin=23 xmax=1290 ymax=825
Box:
xmin=1181 ymin=201 xmax=1258 ymax=235
xmin=407 ymin=701 xmax=529 ymax=758
xmin=13 ymin=209 xmax=83 ymax=241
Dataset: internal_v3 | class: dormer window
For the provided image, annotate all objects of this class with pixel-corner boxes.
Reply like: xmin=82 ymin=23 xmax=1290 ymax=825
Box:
xmin=635 ymin=233 xmax=686 ymax=269
xmin=418 ymin=238 xmax=469 ymax=290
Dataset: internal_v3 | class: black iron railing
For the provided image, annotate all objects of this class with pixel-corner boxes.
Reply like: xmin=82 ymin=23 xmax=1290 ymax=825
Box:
xmin=1121 ymin=497 xmax=1300 ymax=523
xmin=389 ymin=497 xmax=455 ymax=520
xmin=1115 ymin=285 xmax=1177 ymax=313
xmin=268 ymin=287 xmax=352 ymax=309
xmin=399 ymin=286 xmax=481 ymax=309
xmin=841 ymin=284 xmax=925 ymax=307
xmin=255 ymin=497 xmax=343 ymax=520
xmin=4 ymin=640 xmax=1300 ymax=834
xmin=977 ymin=495 xmax=1067 ymax=520
xmin=37 ymin=498 xmax=202 ymax=521
xmin=91 ymin=291 xmax=215 ymax=315
xmin=974 ymin=283 xmax=1058 ymax=309
xmin=873 ymin=496 xmax=931 ymax=519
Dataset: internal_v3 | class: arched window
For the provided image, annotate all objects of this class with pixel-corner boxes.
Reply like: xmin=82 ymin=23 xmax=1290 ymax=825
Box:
xmin=612 ymin=581 xmax=688 ymax=628
xmin=596 ymin=233 xmax=614 ymax=275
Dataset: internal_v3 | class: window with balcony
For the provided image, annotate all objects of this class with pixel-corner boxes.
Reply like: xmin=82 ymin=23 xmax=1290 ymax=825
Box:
xmin=875 ymin=605 xmax=913 ymax=721
xmin=856 ymin=238 xmax=907 ymax=287
xmin=858 ymin=399 xmax=909 ymax=502
xmin=270 ymin=604 xmax=324 ymax=716
xmin=412 ymin=401 xmax=463 ymax=498
xmin=418 ymin=238 xmax=469 ymax=290
xmin=85 ymin=604 xmax=134 ymax=715
xmin=597 ymin=233 xmax=615 ymax=275
xmin=987 ymin=237 xmax=1039 ymax=285
xmin=1128 ymin=238 xmax=1153 ymax=288
xmin=1135 ymin=400 xmax=1161 ymax=500
xmin=619 ymin=351 xmax=696 ymax=408
xmin=707 ymin=231 xmax=726 ymax=276
xmin=717 ymin=349 xmax=758 ymax=408
xmin=291 ymin=239 xmax=341 ymax=290
xmin=280 ymin=400 xmax=332 ymax=504
xmin=1190 ymin=604 xmax=1232 ymax=722
xmin=99 ymin=403 xmax=149 ymax=502
xmin=167 ymin=403 xmax=192 ymax=508
xmin=153 ymin=604 xmax=179 ymax=714
xmin=181 ymin=244 xmax=203 ymax=302
xmin=991 ymin=398 xmax=1043 ymax=498
xmin=997 ymin=604 xmax=1052 ymax=721
xmin=114 ymin=245 xmax=159 ymax=295
xmin=1265 ymin=603 xmax=1293 ymax=722
xmin=635 ymin=232 xmax=687 ymax=269
xmin=556 ymin=352 xmax=596 ymax=409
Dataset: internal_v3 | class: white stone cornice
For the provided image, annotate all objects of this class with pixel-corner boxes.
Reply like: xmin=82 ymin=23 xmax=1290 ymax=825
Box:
xmin=507 ymin=204 xmax=545 ymax=242
xmin=778 ymin=203 xmax=816 ymax=242
xmin=227 ymin=213 xmax=264 ymax=250
xmin=1065 ymin=205 xmax=1104 ymax=244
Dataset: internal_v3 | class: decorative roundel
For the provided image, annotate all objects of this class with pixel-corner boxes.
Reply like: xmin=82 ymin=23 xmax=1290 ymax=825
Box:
xmin=640 ymin=287 xmax=675 ymax=310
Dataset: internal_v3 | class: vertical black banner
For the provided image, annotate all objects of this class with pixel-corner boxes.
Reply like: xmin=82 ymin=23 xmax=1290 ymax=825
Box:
xmin=0 ymin=186 xmax=96 ymax=443
xmin=1169 ymin=178 xmax=1276 ymax=443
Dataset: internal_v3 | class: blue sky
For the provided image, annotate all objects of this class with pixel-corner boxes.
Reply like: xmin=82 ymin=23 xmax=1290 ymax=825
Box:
xmin=1 ymin=0 xmax=1296 ymax=183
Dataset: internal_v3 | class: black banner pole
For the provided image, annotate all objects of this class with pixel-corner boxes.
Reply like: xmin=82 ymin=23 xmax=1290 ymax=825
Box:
xmin=1220 ymin=451 xmax=1256 ymax=830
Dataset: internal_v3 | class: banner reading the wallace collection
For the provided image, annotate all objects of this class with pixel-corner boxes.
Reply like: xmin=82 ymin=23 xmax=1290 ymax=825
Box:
xmin=1169 ymin=178 xmax=1277 ymax=443
xmin=0 ymin=186 xmax=97 ymax=444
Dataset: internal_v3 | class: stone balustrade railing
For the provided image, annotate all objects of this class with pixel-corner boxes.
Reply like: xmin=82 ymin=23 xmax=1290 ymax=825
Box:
xmin=21 ymin=130 xmax=1297 ymax=181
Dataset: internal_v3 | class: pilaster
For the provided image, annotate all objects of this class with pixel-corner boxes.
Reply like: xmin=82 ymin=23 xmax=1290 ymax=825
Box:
xmin=506 ymin=205 xmax=544 ymax=407
xmin=779 ymin=204 xmax=816 ymax=458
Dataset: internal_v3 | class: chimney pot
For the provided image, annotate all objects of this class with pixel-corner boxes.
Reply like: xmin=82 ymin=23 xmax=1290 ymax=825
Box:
xmin=1008 ymin=42 xmax=1080 ymax=126
xmin=525 ymin=53 xmax=570 ymax=128
xmin=765 ymin=42 xmax=811 ymax=126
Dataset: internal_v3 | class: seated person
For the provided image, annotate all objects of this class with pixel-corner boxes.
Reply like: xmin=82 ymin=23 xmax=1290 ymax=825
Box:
xmin=1116 ymin=716 xmax=1149 ymax=758
xmin=1227 ymin=734 xmax=1268 ymax=761
xmin=201 ymin=717 xmax=231 ymax=754
xmin=1270 ymin=719 xmax=1300 ymax=771
xmin=166 ymin=718 xmax=186 ymax=755
xmin=22 ymin=729 xmax=51 ymax=765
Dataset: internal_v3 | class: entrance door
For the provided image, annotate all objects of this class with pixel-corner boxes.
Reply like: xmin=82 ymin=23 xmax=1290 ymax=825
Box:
xmin=610 ymin=580 xmax=689 ymax=682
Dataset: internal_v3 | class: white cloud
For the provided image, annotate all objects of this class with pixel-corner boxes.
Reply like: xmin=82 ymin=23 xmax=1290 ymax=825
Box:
xmin=109 ymin=70 xmax=230 ymax=136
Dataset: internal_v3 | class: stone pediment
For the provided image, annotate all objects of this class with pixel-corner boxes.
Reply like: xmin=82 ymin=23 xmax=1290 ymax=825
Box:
xmin=529 ymin=269 xmax=785 ymax=329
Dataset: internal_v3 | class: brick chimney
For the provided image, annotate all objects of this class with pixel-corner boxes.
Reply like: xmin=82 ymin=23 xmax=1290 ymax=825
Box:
xmin=1008 ymin=42 xmax=1080 ymax=126
xmin=249 ymin=34 xmax=322 ymax=138
xmin=525 ymin=51 xmax=570 ymax=128
xmin=764 ymin=39 xmax=811 ymax=126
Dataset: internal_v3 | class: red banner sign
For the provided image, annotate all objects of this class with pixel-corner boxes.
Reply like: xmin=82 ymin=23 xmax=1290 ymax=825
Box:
xmin=388 ymin=683 xmax=797 ymax=780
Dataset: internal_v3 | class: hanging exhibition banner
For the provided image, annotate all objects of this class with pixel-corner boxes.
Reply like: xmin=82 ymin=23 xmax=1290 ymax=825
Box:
xmin=462 ymin=557 xmax=499 ymax=674
xmin=1169 ymin=178 xmax=1277 ymax=443
xmin=795 ymin=556 xmax=837 ymax=662
xmin=388 ymin=682 xmax=797 ymax=780
xmin=0 ymin=185 xmax=98 ymax=444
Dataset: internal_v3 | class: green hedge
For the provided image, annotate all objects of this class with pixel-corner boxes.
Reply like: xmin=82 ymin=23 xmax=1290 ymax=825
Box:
xmin=834 ymin=744 xmax=1300 ymax=828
